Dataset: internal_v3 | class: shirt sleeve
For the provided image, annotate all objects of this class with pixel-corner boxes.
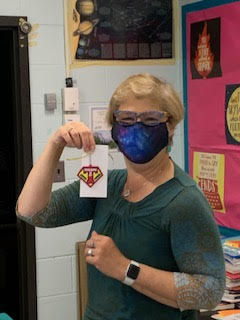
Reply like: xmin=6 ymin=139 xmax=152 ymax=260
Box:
xmin=16 ymin=180 xmax=97 ymax=228
xmin=169 ymin=186 xmax=226 ymax=310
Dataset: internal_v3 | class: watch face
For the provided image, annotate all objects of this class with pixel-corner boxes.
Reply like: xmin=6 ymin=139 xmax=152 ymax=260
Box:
xmin=127 ymin=263 xmax=140 ymax=280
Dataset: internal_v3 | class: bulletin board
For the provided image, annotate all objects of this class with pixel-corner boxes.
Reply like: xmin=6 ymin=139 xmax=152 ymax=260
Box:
xmin=64 ymin=0 xmax=177 ymax=68
xmin=182 ymin=0 xmax=240 ymax=230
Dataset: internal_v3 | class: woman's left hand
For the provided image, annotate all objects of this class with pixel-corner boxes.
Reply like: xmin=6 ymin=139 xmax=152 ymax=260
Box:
xmin=84 ymin=231 xmax=130 ymax=281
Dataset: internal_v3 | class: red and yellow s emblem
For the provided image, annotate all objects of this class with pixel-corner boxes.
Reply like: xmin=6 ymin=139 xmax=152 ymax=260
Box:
xmin=77 ymin=165 xmax=103 ymax=187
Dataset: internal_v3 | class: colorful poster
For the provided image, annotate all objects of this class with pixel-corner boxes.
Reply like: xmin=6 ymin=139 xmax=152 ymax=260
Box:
xmin=225 ymin=84 xmax=240 ymax=145
xmin=190 ymin=18 xmax=222 ymax=79
xmin=67 ymin=0 xmax=173 ymax=61
xmin=65 ymin=0 xmax=177 ymax=68
xmin=183 ymin=0 xmax=240 ymax=230
xmin=193 ymin=152 xmax=225 ymax=213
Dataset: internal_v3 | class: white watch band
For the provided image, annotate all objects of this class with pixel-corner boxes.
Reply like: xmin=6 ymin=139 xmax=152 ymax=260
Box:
xmin=122 ymin=260 xmax=139 ymax=286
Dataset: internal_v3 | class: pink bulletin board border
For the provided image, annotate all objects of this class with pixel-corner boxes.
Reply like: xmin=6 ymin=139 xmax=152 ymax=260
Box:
xmin=182 ymin=0 xmax=240 ymax=230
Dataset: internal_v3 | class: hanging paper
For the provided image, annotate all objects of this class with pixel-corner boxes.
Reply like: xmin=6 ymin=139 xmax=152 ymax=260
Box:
xmin=79 ymin=145 xmax=108 ymax=198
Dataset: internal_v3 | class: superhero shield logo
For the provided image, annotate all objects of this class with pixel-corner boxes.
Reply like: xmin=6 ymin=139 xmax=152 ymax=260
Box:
xmin=77 ymin=165 xmax=103 ymax=187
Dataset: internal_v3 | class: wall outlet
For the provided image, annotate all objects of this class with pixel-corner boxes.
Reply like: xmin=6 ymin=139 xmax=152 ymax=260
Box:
xmin=54 ymin=161 xmax=65 ymax=182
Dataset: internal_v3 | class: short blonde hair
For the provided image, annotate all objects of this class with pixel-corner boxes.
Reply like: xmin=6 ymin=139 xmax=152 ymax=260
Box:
xmin=106 ymin=73 xmax=184 ymax=128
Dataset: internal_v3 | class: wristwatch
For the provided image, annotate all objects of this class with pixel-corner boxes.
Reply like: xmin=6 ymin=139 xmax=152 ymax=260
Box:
xmin=122 ymin=260 xmax=140 ymax=286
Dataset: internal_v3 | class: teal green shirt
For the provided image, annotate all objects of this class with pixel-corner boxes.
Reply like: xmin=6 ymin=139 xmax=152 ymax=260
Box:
xmin=18 ymin=163 xmax=225 ymax=320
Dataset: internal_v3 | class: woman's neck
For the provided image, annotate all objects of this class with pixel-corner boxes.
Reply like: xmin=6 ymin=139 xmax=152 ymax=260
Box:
xmin=125 ymin=150 xmax=173 ymax=188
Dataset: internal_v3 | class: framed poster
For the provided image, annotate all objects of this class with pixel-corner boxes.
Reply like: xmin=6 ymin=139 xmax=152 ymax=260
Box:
xmin=182 ymin=0 xmax=240 ymax=231
xmin=64 ymin=0 xmax=177 ymax=68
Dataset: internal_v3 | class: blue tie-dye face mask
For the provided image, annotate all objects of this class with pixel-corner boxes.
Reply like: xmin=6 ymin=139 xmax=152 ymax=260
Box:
xmin=111 ymin=122 xmax=169 ymax=164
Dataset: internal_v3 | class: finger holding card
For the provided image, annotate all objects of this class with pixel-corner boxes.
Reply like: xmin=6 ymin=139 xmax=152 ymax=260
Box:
xmin=50 ymin=121 xmax=95 ymax=151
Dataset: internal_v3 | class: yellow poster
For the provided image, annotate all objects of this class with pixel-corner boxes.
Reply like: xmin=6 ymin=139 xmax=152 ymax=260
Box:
xmin=193 ymin=151 xmax=225 ymax=213
xmin=226 ymin=85 xmax=240 ymax=144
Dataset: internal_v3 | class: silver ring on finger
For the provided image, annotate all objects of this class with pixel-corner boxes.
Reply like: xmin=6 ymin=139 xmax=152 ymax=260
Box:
xmin=90 ymin=240 xmax=95 ymax=248
xmin=87 ymin=248 xmax=94 ymax=257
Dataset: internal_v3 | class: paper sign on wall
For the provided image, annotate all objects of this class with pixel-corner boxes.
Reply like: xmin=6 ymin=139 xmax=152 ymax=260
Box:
xmin=193 ymin=151 xmax=225 ymax=213
xmin=225 ymin=84 xmax=240 ymax=145
xmin=190 ymin=17 xmax=222 ymax=80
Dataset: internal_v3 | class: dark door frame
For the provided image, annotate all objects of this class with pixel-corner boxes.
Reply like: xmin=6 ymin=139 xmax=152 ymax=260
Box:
xmin=0 ymin=16 xmax=37 ymax=320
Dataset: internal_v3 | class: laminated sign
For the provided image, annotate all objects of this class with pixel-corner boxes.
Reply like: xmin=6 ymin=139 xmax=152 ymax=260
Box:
xmin=225 ymin=84 xmax=240 ymax=146
xmin=193 ymin=152 xmax=225 ymax=213
xmin=190 ymin=17 xmax=222 ymax=79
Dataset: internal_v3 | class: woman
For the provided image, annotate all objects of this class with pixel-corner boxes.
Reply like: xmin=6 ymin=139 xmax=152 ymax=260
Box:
xmin=17 ymin=73 xmax=225 ymax=320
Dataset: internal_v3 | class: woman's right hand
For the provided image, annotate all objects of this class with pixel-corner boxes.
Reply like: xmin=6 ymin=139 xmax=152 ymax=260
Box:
xmin=49 ymin=121 xmax=96 ymax=152
xmin=16 ymin=121 xmax=95 ymax=216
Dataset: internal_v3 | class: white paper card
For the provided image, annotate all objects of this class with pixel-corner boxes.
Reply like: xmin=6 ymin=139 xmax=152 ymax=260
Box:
xmin=79 ymin=145 xmax=108 ymax=198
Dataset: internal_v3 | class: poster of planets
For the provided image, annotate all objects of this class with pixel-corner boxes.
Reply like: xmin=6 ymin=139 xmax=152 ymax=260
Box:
xmin=67 ymin=0 xmax=173 ymax=60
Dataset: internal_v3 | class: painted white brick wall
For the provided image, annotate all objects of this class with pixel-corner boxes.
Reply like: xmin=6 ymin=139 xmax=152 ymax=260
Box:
xmin=1 ymin=0 xmax=202 ymax=318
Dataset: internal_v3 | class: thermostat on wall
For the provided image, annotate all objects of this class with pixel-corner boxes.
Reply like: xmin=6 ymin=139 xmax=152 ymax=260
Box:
xmin=44 ymin=93 xmax=57 ymax=110
xmin=62 ymin=87 xmax=79 ymax=111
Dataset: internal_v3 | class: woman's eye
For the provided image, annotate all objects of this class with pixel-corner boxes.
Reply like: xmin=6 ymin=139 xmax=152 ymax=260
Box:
xmin=145 ymin=117 xmax=159 ymax=122
xmin=121 ymin=117 xmax=134 ymax=122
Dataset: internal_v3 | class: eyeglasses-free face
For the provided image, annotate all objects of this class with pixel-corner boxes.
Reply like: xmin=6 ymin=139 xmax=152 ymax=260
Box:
xmin=113 ymin=110 xmax=169 ymax=126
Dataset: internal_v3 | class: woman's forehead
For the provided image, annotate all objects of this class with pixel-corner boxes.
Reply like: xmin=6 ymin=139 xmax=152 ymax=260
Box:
xmin=119 ymin=96 xmax=162 ymax=112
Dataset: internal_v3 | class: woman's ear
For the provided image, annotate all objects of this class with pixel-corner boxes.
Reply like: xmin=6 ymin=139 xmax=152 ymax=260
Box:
xmin=166 ymin=122 xmax=175 ymax=140
xmin=166 ymin=122 xmax=175 ymax=153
